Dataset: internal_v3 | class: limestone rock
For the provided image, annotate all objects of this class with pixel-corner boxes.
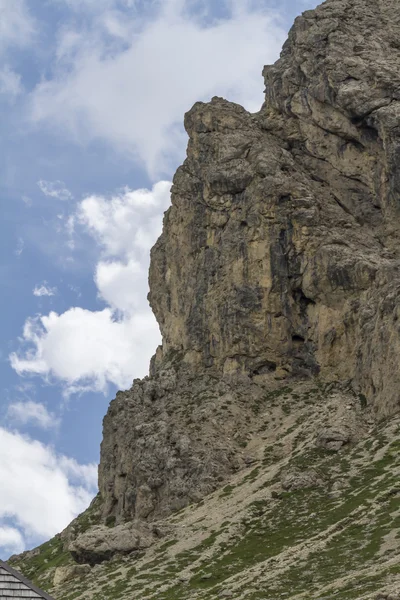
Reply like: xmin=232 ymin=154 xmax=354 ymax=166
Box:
xmin=316 ymin=426 xmax=351 ymax=451
xmin=281 ymin=468 xmax=323 ymax=491
xmin=93 ymin=0 xmax=400 ymax=528
xmin=8 ymin=4 xmax=400 ymax=598
xmin=99 ymin=366 xmax=265 ymax=521
xmin=53 ymin=564 xmax=91 ymax=586
xmin=376 ymin=593 xmax=400 ymax=600
xmin=219 ymin=591 xmax=234 ymax=599
xmin=69 ymin=523 xmax=153 ymax=565
xmin=331 ymin=479 xmax=347 ymax=492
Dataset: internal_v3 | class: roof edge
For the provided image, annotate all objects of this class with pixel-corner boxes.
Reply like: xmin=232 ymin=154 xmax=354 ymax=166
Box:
xmin=0 ymin=560 xmax=56 ymax=600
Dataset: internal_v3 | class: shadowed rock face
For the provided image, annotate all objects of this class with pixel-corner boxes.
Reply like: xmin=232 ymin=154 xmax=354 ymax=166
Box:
xmin=98 ymin=0 xmax=400 ymax=530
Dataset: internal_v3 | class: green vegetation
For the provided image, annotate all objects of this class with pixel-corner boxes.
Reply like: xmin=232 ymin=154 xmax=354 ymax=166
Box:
xmin=9 ymin=400 xmax=400 ymax=600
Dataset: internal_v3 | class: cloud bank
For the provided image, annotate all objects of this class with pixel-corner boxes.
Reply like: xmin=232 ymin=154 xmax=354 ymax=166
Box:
xmin=12 ymin=1 xmax=287 ymax=392
xmin=0 ymin=427 xmax=96 ymax=557
xmin=7 ymin=401 xmax=60 ymax=430
xmin=29 ymin=0 xmax=286 ymax=176
xmin=11 ymin=181 xmax=171 ymax=394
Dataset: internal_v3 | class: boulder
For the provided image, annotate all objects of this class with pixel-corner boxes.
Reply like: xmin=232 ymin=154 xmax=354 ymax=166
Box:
xmin=53 ymin=564 xmax=91 ymax=586
xmin=316 ymin=427 xmax=351 ymax=451
xmin=69 ymin=523 xmax=153 ymax=565
xmin=281 ymin=469 xmax=323 ymax=491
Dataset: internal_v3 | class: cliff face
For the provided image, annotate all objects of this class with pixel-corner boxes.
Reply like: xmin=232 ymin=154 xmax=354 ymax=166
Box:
xmin=8 ymin=1 xmax=400 ymax=597
xmin=149 ymin=0 xmax=400 ymax=398
xmin=98 ymin=0 xmax=400 ymax=530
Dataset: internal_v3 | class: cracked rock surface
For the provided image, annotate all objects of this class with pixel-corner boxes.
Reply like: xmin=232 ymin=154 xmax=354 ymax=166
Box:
xmin=8 ymin=1 xmax=400 ymax=598
xmin=99 ymin=0 xmax=400 ymax=527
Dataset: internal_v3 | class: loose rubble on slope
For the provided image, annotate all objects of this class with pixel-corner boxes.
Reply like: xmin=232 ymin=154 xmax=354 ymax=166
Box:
xmin=9 ymin=0 xmax=400 ymax=598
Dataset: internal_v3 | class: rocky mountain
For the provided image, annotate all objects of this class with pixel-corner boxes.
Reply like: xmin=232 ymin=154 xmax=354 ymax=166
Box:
xmin=9 ymin=0 xmax=400 ymax=598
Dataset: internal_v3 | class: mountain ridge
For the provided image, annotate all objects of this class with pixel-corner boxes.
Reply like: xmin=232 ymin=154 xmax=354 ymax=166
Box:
xmin=9 ymin=0 xmax=400 ymax=598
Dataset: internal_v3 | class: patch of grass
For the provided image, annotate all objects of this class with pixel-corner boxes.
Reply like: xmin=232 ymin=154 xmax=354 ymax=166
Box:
xmin=105 ymin=515 xmax=116 ymax=528
xmin=359 ymin=393 xmax=368 ymax=409
xmin=220 ymin=484 xmax=236 ymax=497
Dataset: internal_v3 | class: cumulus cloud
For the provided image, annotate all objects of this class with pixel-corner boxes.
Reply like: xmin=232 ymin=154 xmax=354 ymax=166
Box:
xmin=78 ymin=181 xmax=170 ymax=259
xmin=0 ymin=0 xmax=34 ymax=54
xmin=95 ymin=259 xmax=142 ymax=314
xmin=29 ymin=0 xmax=286 ymax=175
xmin=0 ymin=527 xmax=25 ymax=556
xmin=0 ymin=427 xmax=96 ymax=555
xmin=37 ymin=180 xmax=73 ymax=201
xmin=7 ymin=401 xmax=60 ymax=430
xmin=33 ymin=283 xmax=57 ymax=297
xmin=10 ymin=308 xmax=158 ymax=393
xmin=11 ymin=182 xmax=171 ymax=394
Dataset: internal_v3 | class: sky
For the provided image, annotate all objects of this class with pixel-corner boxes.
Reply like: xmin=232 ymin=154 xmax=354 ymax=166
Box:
xmin=0 ymin=0 xmax=320 ymax=559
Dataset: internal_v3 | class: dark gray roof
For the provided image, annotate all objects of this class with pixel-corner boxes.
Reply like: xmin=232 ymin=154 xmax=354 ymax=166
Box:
xmin=0 ymin=561 xmax=56 ymax=600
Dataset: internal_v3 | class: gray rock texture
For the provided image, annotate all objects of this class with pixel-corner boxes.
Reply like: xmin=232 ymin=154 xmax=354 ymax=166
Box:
xmin=8 ymin=2 xmax=400 ymax=598
xmin=280 ymin=468 xmax=323 ymax=491
xmin=99 ymin=364 xmax=273 ymax=522
xmin=69 ymin=522 xmax=153 ymax=565
xmin=96 ymin=0 xmax=400 ymax=530
xmin=316 ymin=426 xmax=351 ymax=451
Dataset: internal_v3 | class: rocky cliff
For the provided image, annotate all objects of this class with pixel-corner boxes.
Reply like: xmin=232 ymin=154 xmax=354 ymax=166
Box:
xmin=99 ymin=0 xmax=400 ymax=529
xmin=9 ymin=0 xmax=400 ymax=599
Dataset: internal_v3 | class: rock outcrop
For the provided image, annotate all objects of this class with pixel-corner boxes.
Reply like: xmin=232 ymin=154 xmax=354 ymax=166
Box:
xmin=98 ymin=0 xmax=400 ymax=529
xmin=9 ymin=1 xmax=400 ymax=598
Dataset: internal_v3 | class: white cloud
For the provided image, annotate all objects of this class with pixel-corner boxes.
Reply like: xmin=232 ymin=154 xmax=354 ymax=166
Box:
xmin=0 ymin=427 xmax=96 ymax=554
xmin=33 ymin=283 xmax=57 ymax=297
xmin=11 ymin=181 xmax=170 ymax=394
xmin=0 ymin=65 xmax=23 ymax=98
xmin=7 ymin=401 xmax=60 ymax=430
xmin=37 ymin=180 xmax=73 ymax=201
xmin=0 ymin=0 xmax=34 ymax=107
xmin=29 ymin=0 xmax=286 ymax=176
xmin=10 ymin=308 xmax=159 ymax=393
xmin=57 ymin=0 xmax=136 ymax=12
xmin=0 ymin=527 xmax=25 ymax=556
xmin=78 ymin=181 xmax=170 ymax=259
xmin=95 ymin=259 xmax=142 ymax=314
xmin=0 ymin=0 xmax=34 ymax=54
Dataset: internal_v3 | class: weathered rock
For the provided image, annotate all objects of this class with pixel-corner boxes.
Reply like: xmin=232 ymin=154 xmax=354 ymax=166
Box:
xmin=69 ymin=523 xmax=153 ymax=565
xmin=53 ymin=564 xmax=91 ymax=587
xmin=376 ymin=593 xmax=400 ymax=600
xmin=331 ymin=479 xmax=347 ymax=492
xmin=99 ymin=366 xmax=268 ymax=521
xmin=219 ymin=591 xmax=234 ymax=599
xmin=316 ymin=426 xmax=351 ymax=451
xmin=7 ymin=2 xmax=400 ymax=599
xmin=96 ymin=0 xmax=400 ymax=527
xmin=281 ymin=468 xmax=323 ymax=491
xmin=9 ymin=547 xmax=40 ymax=563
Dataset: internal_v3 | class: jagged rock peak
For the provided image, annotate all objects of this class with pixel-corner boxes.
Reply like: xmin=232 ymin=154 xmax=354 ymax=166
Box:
xmin=8 ymin=4 xmax=400 ymax=595
xmin=96 ymin=0 xmax=400 ymax=540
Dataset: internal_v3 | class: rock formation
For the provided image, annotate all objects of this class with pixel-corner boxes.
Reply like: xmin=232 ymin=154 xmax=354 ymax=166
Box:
xmin=99 ymin=0 xmax=400 ymax=530
xmin=9 ymin=0 xmax=400 ymax=598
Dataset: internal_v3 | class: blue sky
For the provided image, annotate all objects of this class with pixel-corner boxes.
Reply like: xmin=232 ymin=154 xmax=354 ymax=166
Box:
xmin=0 ymin=0 xmax=319 ymax=558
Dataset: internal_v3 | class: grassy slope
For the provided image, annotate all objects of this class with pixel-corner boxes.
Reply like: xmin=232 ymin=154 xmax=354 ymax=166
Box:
xmin=9 ymin=384 xmax=400 ymax=600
